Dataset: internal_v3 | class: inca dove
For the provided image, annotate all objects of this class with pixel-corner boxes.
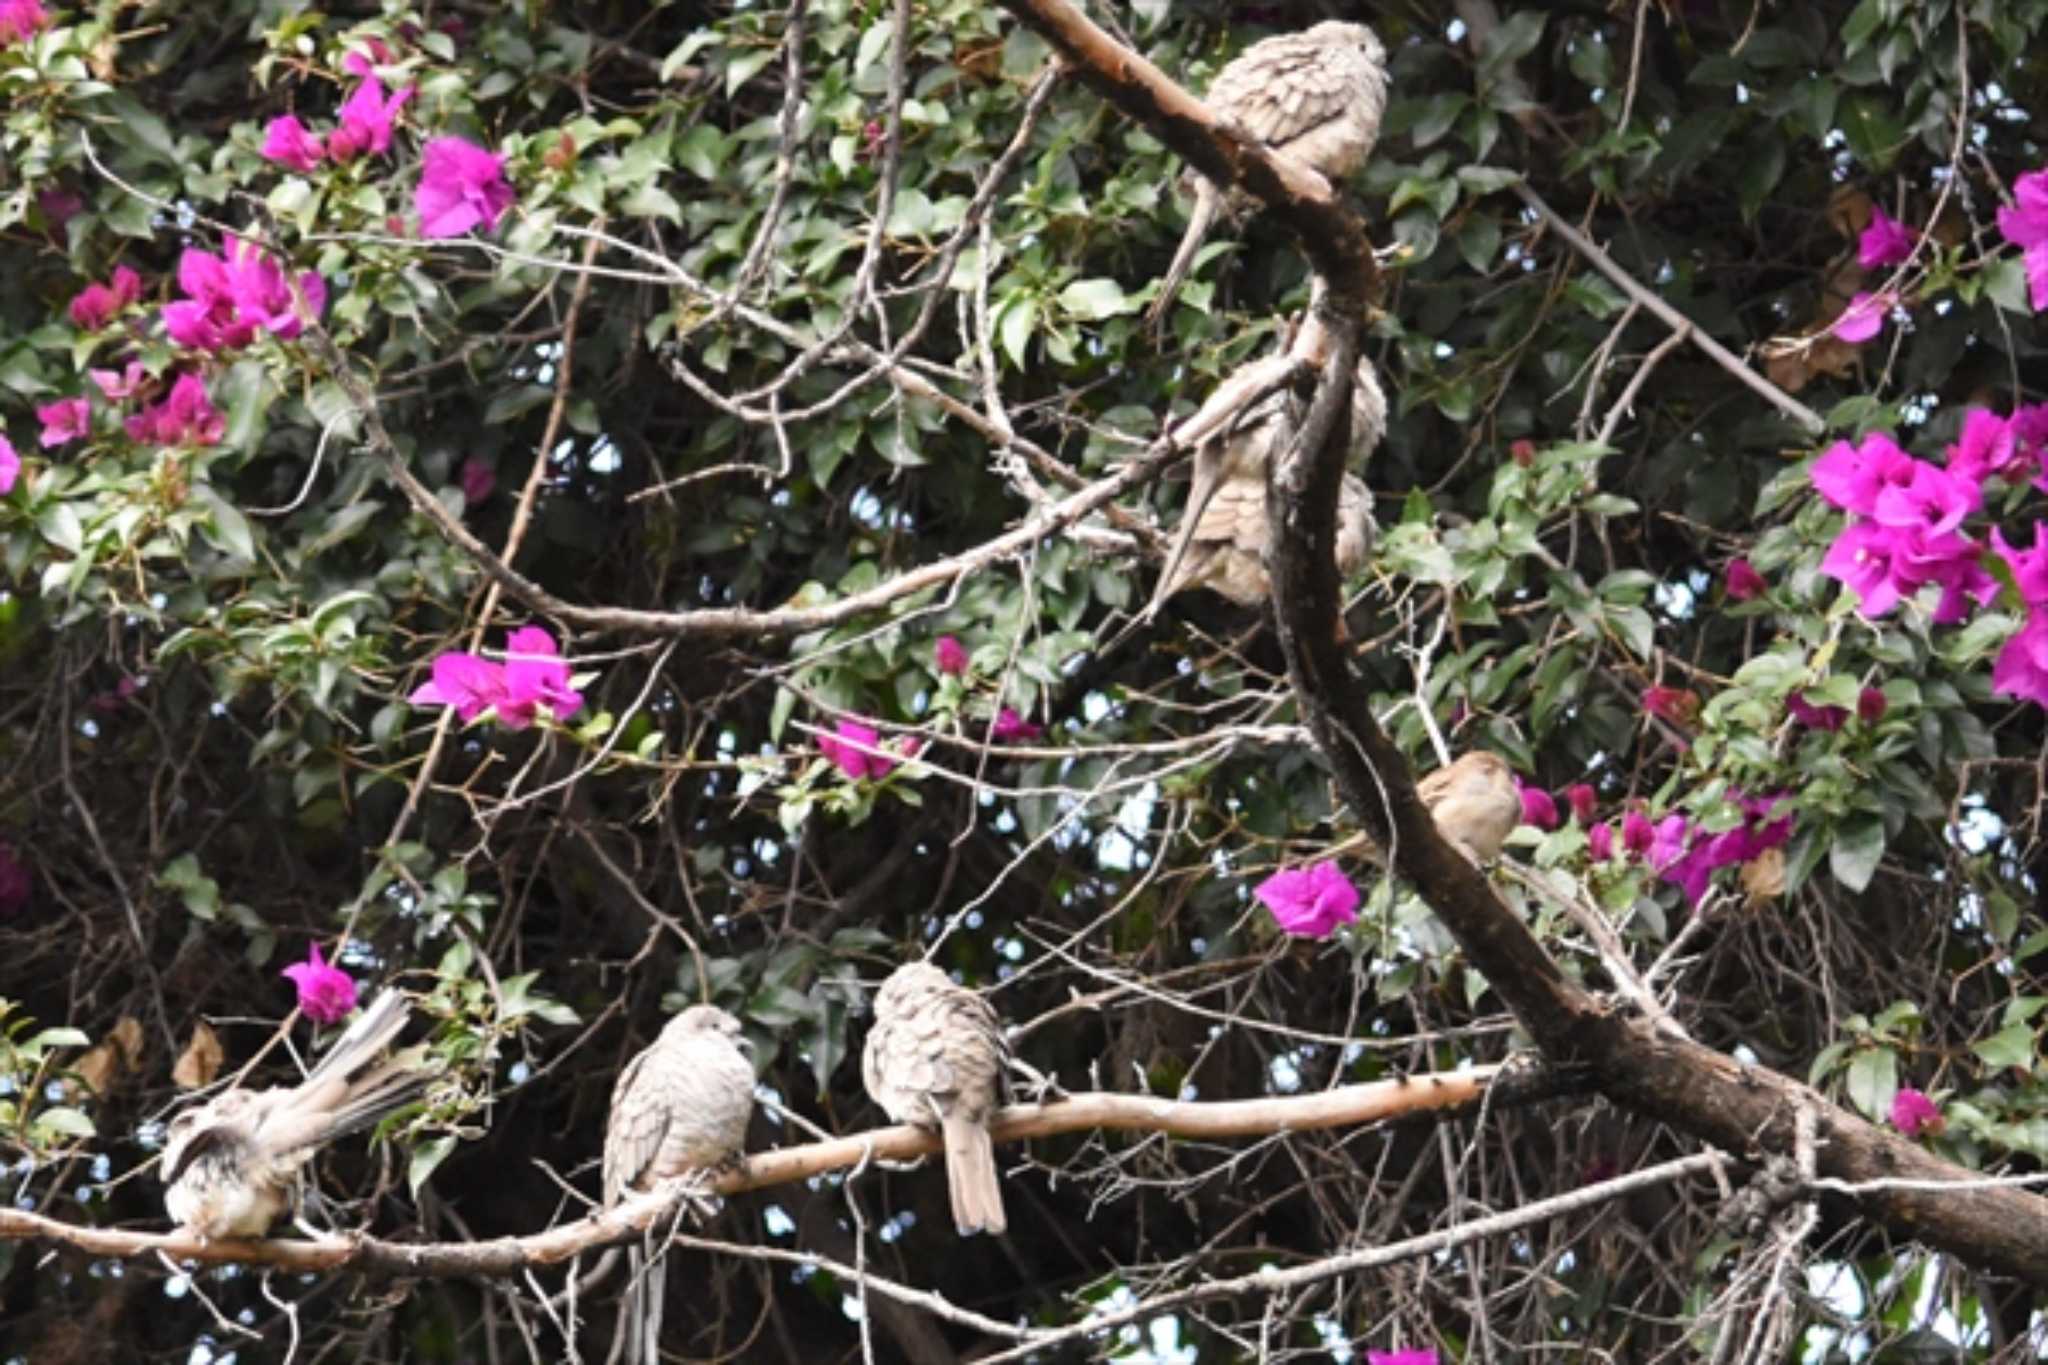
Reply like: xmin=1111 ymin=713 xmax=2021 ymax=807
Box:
xmin=603 ymin=1004 xmax=755 ymax=1365
xmin=862 ymin=962 xmax=1008 ymax=1237
xmin=161 ymin=990 xmax=426 ymax=1240
xmin=1147 ymin=21 xmax=1389 ymax=328
xmin=1415 ymin=751 xmax=1523 ymax=864
xmin=1152 ymin=356 xmax=1385 ymax=611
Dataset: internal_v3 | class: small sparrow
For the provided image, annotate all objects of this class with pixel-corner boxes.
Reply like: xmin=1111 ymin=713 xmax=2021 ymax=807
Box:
xmin=1415 ymin=751 xmax=1523 ymax=864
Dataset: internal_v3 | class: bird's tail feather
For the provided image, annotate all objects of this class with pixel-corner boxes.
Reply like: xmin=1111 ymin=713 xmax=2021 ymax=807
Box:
xmin=942 ymin=1115 xmax=1007 ymax=1237
xmin=1144 ymin=183 xmax=1221 ymax=333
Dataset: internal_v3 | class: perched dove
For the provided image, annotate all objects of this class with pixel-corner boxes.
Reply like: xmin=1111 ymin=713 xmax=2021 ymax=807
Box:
xmin=1152 ymin=356 xmax=1386 ymax=612
xmin=161 ymin=990 xmax=426 ymax=1240
xmin=1147 ymin=21 xmax=1389 ymax=328
xmin=862 ymin=962 xmax=1009 ymax=1237
xmin=603 ymin=1004 xmax=756 ymax=1365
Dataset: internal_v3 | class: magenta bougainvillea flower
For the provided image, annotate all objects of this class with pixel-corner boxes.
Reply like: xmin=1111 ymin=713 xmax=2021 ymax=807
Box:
xmin=328 ymin=75 xmax=413 ymax=161
xmin=1587 ymin=821 xmax=1615 ymax=862
xmin=0 ymin=0 xmax=50 ymax=46
xmin=1857 ymin=205 xmax=1916 ymax=269
xmin=260 ymin=115 xmax=326 ymax=172
xmin=1992 ymin=613 xmax=2048 ymax=707
xmin=163 ymin=240 xmax=327 ymax=352
xmin=1564 ymin=783 xmax=1596 ymax=824
xmin=123 ymin=373 xmax=224 ymax=447
xmin=1620 ymin=809 xmax=1654 ymax=856
xmin=459 ymin=457 xmax=496 ymax=505
xmin=1518 ymin=781 xmax=1559 ymax=831
xmin=1724 ymin=557 xmax=1765 ymax=600
xmin=68 ymin=264 xmax=142 ymax=330
xmin=0 ymin=437 xmax=17 ymax=495
xmin=37 ymin=397 xmax=89 ymax=449
xmin=89 ymin=361 xmax=148 ymax=402
xmin=934 ymin=635 xmax=968 ymax=677
xmin=990 ymin=707 xmax=1043 ymax=743
xmin=1995 ymin=167 xmax=2048 ymax=311
xmin=1787 ymin=693 xmax=1848 ymax=732
xmin=281 ymin=941 xmax=358 ymax=1024
xmin=1889 ymin=1087 xmax=1944 ymax=1137
xmin=1832 ymin=290 xmax=1892 ymax=343
xmin=409 ymin=625 xmax=584 ymax=729
xmin=1642 ymin=686 xmax=1699 ymax=726
xmin=1255 ymin=860 xmax=1360 ymax=938
xmin=819 ymin=718 xmax=902 ymax=780
xmin=1857 ymin=687 xmax=1887 ymax=724
xmin=416 ymin=136 xmax=515 ymax=238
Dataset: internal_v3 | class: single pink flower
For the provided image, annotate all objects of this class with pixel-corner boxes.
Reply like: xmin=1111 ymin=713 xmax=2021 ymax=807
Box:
xmin=1996 ymin=168 xmax=2048 ymax=311
xmin=1832 ymin=290 xmax=1892 ymax=343
xmin=1586 ymin=821 xmax=1615 ymax=862
xmin=224 ymin=237 xmax=327 ymax=342
xmin=0 ymin=437 xmax=17 ymax=495
xmin=1993 ymin=612 xmax=2048 ymax=708
xmin=0 ymin=0 xmax=50 ymax=45
xmin=990 ymin=707 xmax=1043 ymax=743
xmin=330 ymin=76 xmax=413 ymax=161
xmin=1857 ymin=687 xmax=1887 ymax=724
xmin=67 ymin=264 xmax=143 ymax=330
xmin=1993 ymin=522 xmax=2048 ymax=606
xmin=261 ymin=115 xmax=327 ymax=172
xmin=1946 ymin=408 xmax=2025 ymax=486
xmin=1564 ymin=783 xmax=1596 ymax=824
xmin=1642 ymin=686 xmax=1699 ymax=726
xmin=1858 ymin=205 xmax=1916 ymax=269
xmin=934 ymin=635 xmax=968 ymax=677
xmin=124 ymin=373 xmax=224 ymax=447
xmin=499 ymin=625 xmax=583 ymax=727
xmin=1619 ymin=809 xmax=1654 ymax=856
xmin=1889 ymin=1087 xmax=1944 ymax=1138
xmin=342 ymin=38 xmax=395 ymax=79
xmin=1255 ymin=861 xmax=1360 ymax=939
xmin=1725 ymin=557 xmax=1766 ymax=601
xmin=408 ymin=649 xmax=514 ymax=722
xmin=89 ymin=361 xmax=148 ymax=402
xmin=37 ymin=397 xmax=89 ymax=449
xmin=1787 ymin=693 xmax=1847 ymax=732
xmin=459 ymin=457 xmax=495 ymax=505
xmin=281 ymin=941 xmax=359 ymax=1024
xmin=416 ymin=136 xmax=515 ymax=239
xmin=1518 ymin=781 xmax=1559 ymax=831
xmin=820 ymin=718 xmax=897 ymax=780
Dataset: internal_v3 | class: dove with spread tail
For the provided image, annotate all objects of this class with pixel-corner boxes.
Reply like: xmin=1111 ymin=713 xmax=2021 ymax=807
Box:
xmin=161 ymin=989 xmax=427 ymax=1240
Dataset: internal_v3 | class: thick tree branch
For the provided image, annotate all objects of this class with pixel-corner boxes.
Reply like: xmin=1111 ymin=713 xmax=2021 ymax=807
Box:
xmin=5 ymin=1066 xmax=1574 ymax=1274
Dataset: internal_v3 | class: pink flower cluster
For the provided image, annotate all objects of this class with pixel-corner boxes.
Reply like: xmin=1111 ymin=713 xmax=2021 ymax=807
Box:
xmin=409 ymin=625 xmax=585 ymax=729
xmin=261 ymin=49 xmax=413 ymax=173
xmin=1787 ymin=688 xmax=1886 ymax=732
xmin=282 ymin=941 xmax=358 ymax=1024
xmin=1808 ymin=412 xmax=2048 ymax=707
xmin=68 ymin=264 xmax=142 ymax=330
xmin=124 ymin=373 xmax=224 ymax=448
xmin=1859 ymin=206 xmax=1917 ymax=270
xmin=1889 ymin=1087 xmax=1944 ymax=1138
xmin=1998 ymin=168 xmax=2048 ymax=311
xmin=1588 ymin=794 xmax=1792 ymax=907
xmin=163 ymin=238 xmax=328 ymax=353
xmin=818 ymin=718 xmax=921 ymax=780
xmin=0 ymin=0 xmax=48 ymax=46
xmin=1255 ymin=860 xmax=1360 ymax=938
xmin=1812 ymin=429 xmax=1997 ymax=622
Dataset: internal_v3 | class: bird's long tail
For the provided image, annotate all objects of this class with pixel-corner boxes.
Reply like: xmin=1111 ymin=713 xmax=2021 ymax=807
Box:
xmin=1144 ymin=182 xmax=1221 ymax=333
xmin=611 ymin=1244 xmax=666 ymax=1365
xmin=264 ymin=991 xmax=429 ymax=1154
xmin=942 ymin=1114 xmax=1007 ymax=1237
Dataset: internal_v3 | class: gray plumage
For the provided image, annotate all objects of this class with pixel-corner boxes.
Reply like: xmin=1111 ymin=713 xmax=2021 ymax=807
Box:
xmin=603 ymin=1004 xmax=755 ymax=1365
xmin=161 ymin=990 xmax=425 ymax=1240
xmin=1148 ymin=21 xmax=1389 ymax=328
xmin=862 ymin=962 xmax=1009 ymax=1237
xmin=1152 ymin=356 xmax=1386 ymax=611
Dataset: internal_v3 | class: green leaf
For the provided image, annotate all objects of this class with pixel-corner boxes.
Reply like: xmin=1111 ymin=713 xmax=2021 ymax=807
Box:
xmin=1844 ymin=1047 xmax=1897 ymax=1123
xmin=1829 ymin=815 xmax=1885 ymax=893
xmin=33 ymin=1106 xmax=97 ymax=1140
xmin=1056 ymin=277 xmax=1132 ymax=321
xmin=1974 ymin=1021 xmax=2037 ymax=1072
xmin=409 ymin=1135 xmax=456 ymax=1198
